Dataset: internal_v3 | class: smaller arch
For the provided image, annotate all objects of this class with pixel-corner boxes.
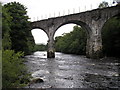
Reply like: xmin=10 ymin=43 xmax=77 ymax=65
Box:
xmin=30 ymin=22 xmax=49 ymax=37
xmin=31 ymin=26 xmax=49 ymax=37
xmin=31 ymin=29 xmax=49 ymax=45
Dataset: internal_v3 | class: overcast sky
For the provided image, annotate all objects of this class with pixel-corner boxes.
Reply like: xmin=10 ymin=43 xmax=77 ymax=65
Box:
xmin=1 ymin=0 xmax=115 ymax=44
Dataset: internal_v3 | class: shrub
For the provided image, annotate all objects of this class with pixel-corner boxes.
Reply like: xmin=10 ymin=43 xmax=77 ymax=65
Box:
xmin=2 ymin=50 xmax=30 ymax=88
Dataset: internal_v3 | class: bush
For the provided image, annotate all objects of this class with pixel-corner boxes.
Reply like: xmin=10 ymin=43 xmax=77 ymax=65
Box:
xmin=55 ymin=26 xmax=87 ymax=55
xmin=2 ymin=50 xmax=30 ymax=88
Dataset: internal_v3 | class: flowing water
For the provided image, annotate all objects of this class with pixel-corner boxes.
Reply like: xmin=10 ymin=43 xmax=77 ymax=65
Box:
xmin=25 ymin=51 xmax=120 ymax=89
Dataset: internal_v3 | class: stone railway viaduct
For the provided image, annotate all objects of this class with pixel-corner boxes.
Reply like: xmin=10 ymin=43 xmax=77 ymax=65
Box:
xmin=31 ymin=5 xmax=120 ymax=59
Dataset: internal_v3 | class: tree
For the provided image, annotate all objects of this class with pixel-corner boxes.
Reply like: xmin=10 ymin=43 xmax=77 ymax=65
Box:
xmin=33 ymin=44 xmax=47 ymax=51
xmin=2 ymin=5 xmax=31 ymax=86
xmin=0 ymin=3 xmax=2 ymax=50
xmin=2 ymin=6 xmax=12 ymax=50
xmin=55 ymin=26 xmax=87 ymax=55
xmin=98 ymin=1 xmax=109 ymax=8
xmin=2 ymin=2 xmax=32 ymax=88
xmin=2 ymin=50 xmax=30 ymax=87
xmin=4 ymin=2 xmax=34 ymax=54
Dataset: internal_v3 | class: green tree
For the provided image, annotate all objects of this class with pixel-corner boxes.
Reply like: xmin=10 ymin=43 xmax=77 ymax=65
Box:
xmin=0 ymin=2 xmax=1 ymax=31
xmin=0 ymin=3 xmax=2 ymax=89
xmin=2 ymin=2 xmax=33 ymax=88
xmin=33 ymin=44 xmax=47 ymax=51
xmin=4 ymin=2 xmax=34 ymax=54
xmin=55 ymin=26 xmax=87 ymax=55
xmin=98 ymin=1 xmax=109 ymax=8
xmin=55 ymin=36 xmax=63 ymax=52
xmin=2 ymin=6 xmax=12 ymax=50
xmin=2 ymin=50 xmax=30 ymax=88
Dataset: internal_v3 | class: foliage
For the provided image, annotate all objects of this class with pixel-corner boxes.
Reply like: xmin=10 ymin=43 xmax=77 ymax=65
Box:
xmin=2 ymin=50 xmax=30 ymax=88
xmin=0 ymin=2 xmax=1 ymax=84
xmin=33 ymin=44 xmax=47 ymax=51
xmin=3 ymin=2 xmax=35 ymax=54
xmin=0 ymin=3 xmax=2 ymax=50
xmin=27 ymin=36 xmax=35 ymax=53
xmin=98 ymin=1 xmax=109 ymax=8
xmin=2 ymin=2 xmax=34 ymax=88
xmin=2 ymin=6 xmax=12 ymax=50
xmin=55 ymin=26 xmax=87 ymax=55
xmin=102 ymin=16 xmax=120 ymax=57
xmin=0 ymin=50 xmax=1 ymax=89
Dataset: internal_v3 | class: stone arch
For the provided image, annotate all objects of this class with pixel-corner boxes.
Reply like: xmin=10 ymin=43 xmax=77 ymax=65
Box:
xmin=31 ymin=27 xmax=49 ymax=39
xmin=102 ymin=14 xmax=120 ymax=30
xmin=31 ymin=28 xmax=49 ymax=44
xmin=53 ymin=20 xmax=92 ymax=39
xmin=101 ymin=13 xmax=120 ymax=57
xmin=100 ymin=10 xmax=120 ymax=46
xmin=100 ymin=6 xmax=120 ymax=32
xmin=53 ymin=20 xmax=92 ymax=57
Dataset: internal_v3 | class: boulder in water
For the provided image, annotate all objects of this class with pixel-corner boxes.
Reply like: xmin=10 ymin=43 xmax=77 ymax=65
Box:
xmin=28 ymin=78 xmax=44 ymax=87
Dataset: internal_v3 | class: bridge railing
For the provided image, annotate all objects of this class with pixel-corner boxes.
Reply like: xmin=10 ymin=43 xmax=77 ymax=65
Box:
xmin=29 ymin=2 xmax=116 ymax=22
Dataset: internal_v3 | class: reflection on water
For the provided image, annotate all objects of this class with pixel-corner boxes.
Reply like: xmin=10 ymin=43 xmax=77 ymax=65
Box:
xmin=25 ymin=51 xmax=119 ymax=88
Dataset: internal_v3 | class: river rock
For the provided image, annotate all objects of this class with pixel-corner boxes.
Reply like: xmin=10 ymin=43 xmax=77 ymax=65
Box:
xmin=28 ymin=78 xmax=44 ymax=86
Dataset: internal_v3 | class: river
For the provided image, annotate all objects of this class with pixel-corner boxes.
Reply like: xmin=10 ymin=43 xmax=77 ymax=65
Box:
xmin=24 ymin=51 xmax=119 ymax=89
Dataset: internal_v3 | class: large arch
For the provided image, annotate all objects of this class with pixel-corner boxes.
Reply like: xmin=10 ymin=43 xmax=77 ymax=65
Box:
xmin=101 ymin=13 xmax=120 ymax=57
xmin=53 ymin=20 xmax=92 ymax=57
xmin=53 ymin=20 xmax=92 ymax=38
